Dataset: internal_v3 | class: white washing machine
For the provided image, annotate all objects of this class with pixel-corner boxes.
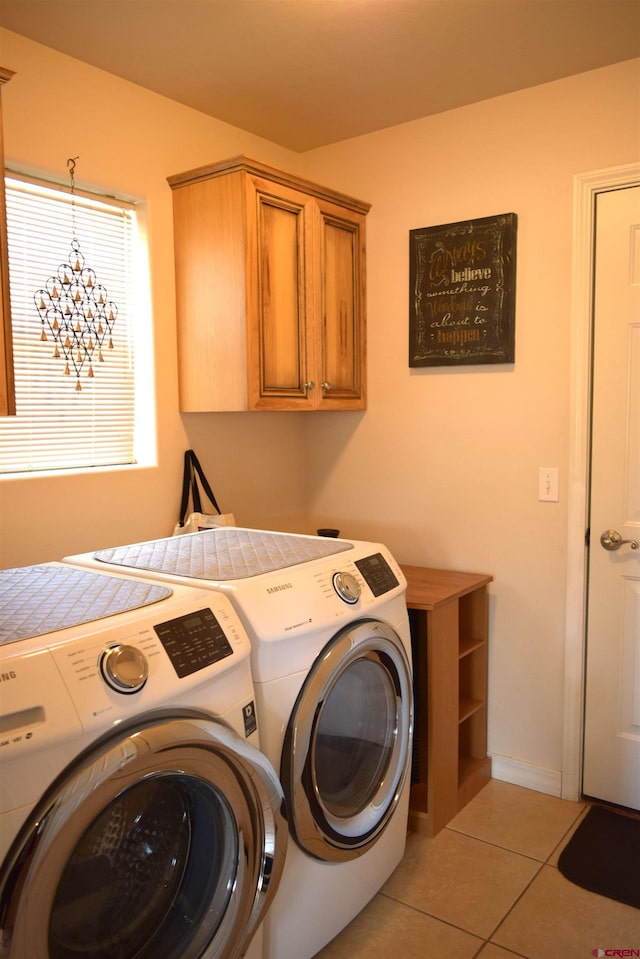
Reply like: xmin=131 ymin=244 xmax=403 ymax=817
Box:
xmin=0 ymin=562 xmax=287 ymax=959
xmin=65 ymin=527 xmax=414 ymax=959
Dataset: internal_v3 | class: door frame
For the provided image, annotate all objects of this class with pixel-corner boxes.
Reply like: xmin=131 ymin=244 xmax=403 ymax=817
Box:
xmin=562 ymin=162 xmax=640 ymax=801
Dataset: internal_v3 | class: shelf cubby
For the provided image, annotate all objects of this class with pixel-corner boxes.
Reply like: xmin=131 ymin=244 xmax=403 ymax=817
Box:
xmin=402 ymin=566 xmax=493 ymax=837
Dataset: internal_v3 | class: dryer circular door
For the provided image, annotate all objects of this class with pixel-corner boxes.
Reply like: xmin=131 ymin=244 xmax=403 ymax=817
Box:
xmin=281 ymin=619 xmax=413 ymax=862
xmin=0 ymin=709 xmax=286 ymax=959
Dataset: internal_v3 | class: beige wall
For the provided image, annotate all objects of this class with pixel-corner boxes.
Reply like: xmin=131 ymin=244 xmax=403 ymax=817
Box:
xmin=0 ymin=28 xmax=310 ymax=568
xmin=0 ymin=26 xmax=638 ymax=793
xmin=301 ymin=59 xmax=640 ymax=787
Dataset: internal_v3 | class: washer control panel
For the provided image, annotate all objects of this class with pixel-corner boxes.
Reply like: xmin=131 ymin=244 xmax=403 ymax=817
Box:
xmin=154 ymin=608 xmax=233 ymax=678
xmin=100 ymin=643 xmax=149 ymax=693
xmin=1 ymin=586 xmax=254 ymax=762
xmin=97 ymin=608 xmax=235 ymax=693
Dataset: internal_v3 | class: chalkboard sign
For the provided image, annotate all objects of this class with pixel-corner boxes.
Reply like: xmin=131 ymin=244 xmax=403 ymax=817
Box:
xmin=409 ymin=213 xmax=517 ymax=367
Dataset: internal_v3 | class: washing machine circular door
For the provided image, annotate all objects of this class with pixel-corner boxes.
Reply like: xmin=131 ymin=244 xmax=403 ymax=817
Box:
xmin=0 ymin=709 xmax=286 ymax=959
xmin=281 ymin=619 xmax=413 ymax=862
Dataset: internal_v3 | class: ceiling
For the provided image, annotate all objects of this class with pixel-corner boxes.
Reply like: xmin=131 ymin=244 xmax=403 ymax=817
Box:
xmin=0 ymin=0 xmax=638 ymax=152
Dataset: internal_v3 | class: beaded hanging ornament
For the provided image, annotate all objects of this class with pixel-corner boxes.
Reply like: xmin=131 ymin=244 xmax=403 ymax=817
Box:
xmin=34 ymin=158 xmax=118 ymax=391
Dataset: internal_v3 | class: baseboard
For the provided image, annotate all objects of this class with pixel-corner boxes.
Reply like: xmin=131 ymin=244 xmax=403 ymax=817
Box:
xmin=489 ymin=753 xmax=562 ymax=798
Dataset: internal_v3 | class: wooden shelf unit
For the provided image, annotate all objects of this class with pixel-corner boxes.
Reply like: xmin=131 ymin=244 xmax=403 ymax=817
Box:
xmin=401 ymin=566 xmax=493 ymax=837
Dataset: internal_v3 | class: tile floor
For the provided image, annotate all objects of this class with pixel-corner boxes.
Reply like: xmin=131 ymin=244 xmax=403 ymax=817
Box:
xmin=314 ymin=779 xmax=640 ymax=959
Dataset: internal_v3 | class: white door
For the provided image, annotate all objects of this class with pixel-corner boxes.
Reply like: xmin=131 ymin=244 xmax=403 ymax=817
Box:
xmin=583 ymin=184 xmax=640 ymax=809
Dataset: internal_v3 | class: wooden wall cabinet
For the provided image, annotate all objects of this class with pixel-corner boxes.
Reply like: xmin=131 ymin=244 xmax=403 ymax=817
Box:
xmin=0 ymin=67 xmax=15 ymax=417
xmin=401 ymin=566 xmax=493 ymax=837
xmin=167 ymin=156 xmax=370 ymax=412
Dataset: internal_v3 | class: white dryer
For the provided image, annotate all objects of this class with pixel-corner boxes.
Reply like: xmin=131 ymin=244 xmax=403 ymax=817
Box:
xmin=0 ymin=562 xmax=287 ymax=959
xmin=66 ymin=528 xmax=414 ymax=959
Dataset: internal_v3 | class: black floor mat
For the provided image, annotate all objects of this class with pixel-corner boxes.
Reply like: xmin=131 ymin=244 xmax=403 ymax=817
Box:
xmin=557 ymin=805 xmax=640 ymax=910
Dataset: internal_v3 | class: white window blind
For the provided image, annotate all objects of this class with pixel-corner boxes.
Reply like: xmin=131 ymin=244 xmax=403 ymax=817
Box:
xmin=0 ymin=175 xmax=137 ymax=473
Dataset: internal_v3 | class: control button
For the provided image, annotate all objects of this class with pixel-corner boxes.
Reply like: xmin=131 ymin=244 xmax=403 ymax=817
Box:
xmin=332 ymin=571 xmax=361 ymax=605
xmin=100 ymin=644 xmax=148 ymax=693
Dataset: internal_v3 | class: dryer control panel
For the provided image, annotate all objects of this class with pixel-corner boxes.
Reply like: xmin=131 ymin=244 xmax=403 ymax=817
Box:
xmin=332 ymin=553 xmax=400 ymax=604
xmin=214 ymin=542 xmax=407 ymax=649
xmin=354 ymin=553 xmax=400 ymax=597
xmin=332 ymin=571 xmax=361 ymax=604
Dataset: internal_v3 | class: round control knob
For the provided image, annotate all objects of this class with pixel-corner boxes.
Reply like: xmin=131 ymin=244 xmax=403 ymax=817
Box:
xmin=100 ymin=644 xmax=148 ymax=694
xmin=332 ymin=571 xmax=361 ymax=605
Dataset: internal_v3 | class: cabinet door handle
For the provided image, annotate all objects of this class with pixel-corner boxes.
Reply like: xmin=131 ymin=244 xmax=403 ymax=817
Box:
xmin=321 ymin=381 xmax=331 ymax=391
xmin=304 ymin=381 xmax=315 ymax=391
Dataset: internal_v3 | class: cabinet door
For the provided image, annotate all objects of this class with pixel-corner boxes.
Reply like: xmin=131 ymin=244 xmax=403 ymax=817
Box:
xmin=316 ymin=203 xmax=366 ymax=410
xmin=171 ymin=170 xmax=250 ymax=411
xmin=249 ymin=182 xmax=315 ymax=410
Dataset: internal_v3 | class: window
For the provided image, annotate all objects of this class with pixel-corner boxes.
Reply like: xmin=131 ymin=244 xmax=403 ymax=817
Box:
xmin=0 ymin=174 xmax=151 ymax=474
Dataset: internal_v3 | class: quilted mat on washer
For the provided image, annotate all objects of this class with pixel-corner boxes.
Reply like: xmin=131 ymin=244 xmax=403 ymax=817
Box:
xmin=0 ymin=565 xmax=172 ymax=645
xmin=94 ymin=527 xmax=353 ymax=580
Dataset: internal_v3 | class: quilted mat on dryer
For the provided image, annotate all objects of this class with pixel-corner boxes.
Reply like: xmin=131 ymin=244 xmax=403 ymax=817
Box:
xmin=94 ymin=527 xmax=353 ymax=580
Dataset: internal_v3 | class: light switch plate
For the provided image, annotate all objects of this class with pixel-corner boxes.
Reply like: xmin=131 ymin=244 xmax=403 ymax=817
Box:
xmin=538 ymin=467 xmax=559 ymax=502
